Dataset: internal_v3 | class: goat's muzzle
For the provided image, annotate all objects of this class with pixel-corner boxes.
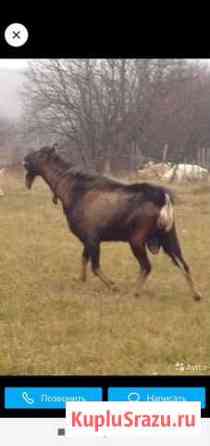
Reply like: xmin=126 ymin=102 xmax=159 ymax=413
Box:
xmin=25 ymin=172 xmax=35 ymax=189
xmin=23 ymin=160 xmax=37 ymax=189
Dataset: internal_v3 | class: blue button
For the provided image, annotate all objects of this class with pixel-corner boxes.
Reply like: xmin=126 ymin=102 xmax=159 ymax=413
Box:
xmin=108 ymin=387 xmax=206 ymax=408
xmin=5 ymin=387 xmax=102 ymax=409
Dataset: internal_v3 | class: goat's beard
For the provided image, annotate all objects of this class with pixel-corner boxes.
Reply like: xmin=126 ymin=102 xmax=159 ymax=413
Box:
xmin=25 ymin=172 xmax=36 ymax=189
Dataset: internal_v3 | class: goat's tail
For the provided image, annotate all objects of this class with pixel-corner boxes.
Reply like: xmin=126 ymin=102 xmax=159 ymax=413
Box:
xmin=157 ymin=193 xmax=174 ymax=232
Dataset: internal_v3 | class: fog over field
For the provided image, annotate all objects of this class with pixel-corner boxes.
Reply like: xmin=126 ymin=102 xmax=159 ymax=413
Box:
xmin=0 ymin=68 xmax=25 ymax=119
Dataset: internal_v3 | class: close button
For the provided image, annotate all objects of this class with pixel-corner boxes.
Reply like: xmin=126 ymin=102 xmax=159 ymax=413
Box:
xmin=4 ymin=23 xmax=29 ymax=47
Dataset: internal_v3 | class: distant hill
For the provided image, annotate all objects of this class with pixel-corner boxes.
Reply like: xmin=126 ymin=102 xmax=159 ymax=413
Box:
xmin=0 ymin=69 xmax=25 ymax=120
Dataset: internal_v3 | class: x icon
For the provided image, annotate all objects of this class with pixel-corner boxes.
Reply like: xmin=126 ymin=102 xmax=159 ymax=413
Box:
xmin=5 ymin=23 xmax=29 ymax=47
xmin=12 ymin=31 xmax=21 ymax=39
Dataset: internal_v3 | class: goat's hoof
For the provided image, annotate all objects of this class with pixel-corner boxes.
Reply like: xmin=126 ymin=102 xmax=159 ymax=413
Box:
xmin=194 ymin=292 xmax=202 ymax=301
xmin=111 ymin=284 xmax=119 ymax=293
xmin=134 ymin=291 xmax=141 ymax=298
xmin=107 ymin=280 xmax=117 ymax=290
xmin=109 ymin=280 xmax=115 ymax=286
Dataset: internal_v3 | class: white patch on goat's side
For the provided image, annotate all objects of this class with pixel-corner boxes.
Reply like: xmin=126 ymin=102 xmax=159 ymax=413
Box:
xmin=157 ymin=193 xmax=174 ymax=231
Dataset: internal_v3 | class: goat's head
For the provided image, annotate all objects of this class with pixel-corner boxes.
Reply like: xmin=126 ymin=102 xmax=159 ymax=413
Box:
xmin=23 ymin=145 xmax=57 ymax=189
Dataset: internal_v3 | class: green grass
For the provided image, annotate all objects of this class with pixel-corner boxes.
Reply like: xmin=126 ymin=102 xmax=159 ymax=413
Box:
xmin=0 ymin=171 xmax=210 ymax=375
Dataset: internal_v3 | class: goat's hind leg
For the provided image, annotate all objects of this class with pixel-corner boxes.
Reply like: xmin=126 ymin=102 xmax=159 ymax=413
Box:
xmin=161 ymin=226 xmax=202 ymax=301
xmin=130 ymin=241 xmax=152 ymax=297
xmin=177 ymin=257 xmax=202 ymax=302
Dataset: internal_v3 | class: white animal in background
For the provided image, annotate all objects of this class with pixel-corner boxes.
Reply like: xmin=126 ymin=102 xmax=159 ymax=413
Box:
xmin=162 ymin=164 xmax=208 ymax=182
xmin=138 ymin=162 xmax=171 ymax=178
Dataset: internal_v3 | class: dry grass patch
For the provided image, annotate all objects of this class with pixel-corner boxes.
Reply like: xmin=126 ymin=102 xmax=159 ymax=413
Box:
xmin=0 ymin=173 xmax=209 ymax=375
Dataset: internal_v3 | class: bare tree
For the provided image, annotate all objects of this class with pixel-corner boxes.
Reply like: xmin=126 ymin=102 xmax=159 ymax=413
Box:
xmin=21 ymin=58 xmax=210 ymax=173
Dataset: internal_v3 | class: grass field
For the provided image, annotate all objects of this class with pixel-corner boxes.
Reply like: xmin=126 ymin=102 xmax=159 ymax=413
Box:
xmin=0 ymin=169 xmax=210 ymax=375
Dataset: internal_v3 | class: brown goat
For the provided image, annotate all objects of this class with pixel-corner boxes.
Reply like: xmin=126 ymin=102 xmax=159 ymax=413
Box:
xmin=23 ymin=146 xmax=201 ymax=300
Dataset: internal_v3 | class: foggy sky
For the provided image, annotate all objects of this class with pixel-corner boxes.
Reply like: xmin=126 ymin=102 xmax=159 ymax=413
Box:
xmin=0 ymin=68 xmax=25 ymax=120
xmin=0 ymin=58 xmax=210 ymax=122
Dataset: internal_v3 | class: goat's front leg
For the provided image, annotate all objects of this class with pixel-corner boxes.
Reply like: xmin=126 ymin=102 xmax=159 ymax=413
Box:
xmin=80 ymin=246 xmax=89 ymax=282
xmin=85 ymin=240 xmax=114 ymax=288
